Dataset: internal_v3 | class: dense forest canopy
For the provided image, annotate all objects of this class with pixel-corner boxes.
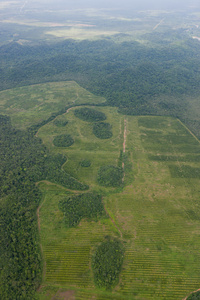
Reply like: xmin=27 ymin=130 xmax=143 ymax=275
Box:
xmin=0 ymin=115 xmax=88 ymax=298
xmin=1 ymin=36 xmax=200 ymax=136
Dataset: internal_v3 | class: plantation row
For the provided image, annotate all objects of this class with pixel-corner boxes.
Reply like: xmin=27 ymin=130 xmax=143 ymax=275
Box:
xmin=75 ymin=290 xmax=127 ymax=300
xmin=119 ymin=250 xmax=200 ymax=299
xmin=139 ymin=117 xmax=200 ymax=181
xmin=45 ymin=246 xmax=91 ymax=287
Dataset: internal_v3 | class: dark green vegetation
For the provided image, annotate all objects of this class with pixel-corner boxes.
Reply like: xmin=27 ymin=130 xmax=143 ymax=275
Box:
xmin=92 ymin=236 xmax=124 ymax=289
xmin=0 ymin=114 xmax=89 ymax=299
xmin=93 ymin=122 xmax=113 ymax=139
xmin=97 ymin=165 xmax=124 ymax=187
xmin=54 ymin=119 xmax=68 ymax=127
xmin=169 ymin=165 xmax=200 ymax=178
xmin=58 ymin=192 xmax=105 ymax=227
xmin=53 ymin=134 xmax=74 ymax=147
xmin=0 ymin=115 xmax=44 ymax=299
xmin=187 ymin=291 xmax=200 ymax=300
xmin=1 ymin=37 xmax=200 ymax=137
xmin=148 ymin=154 xmax=200 ymax=162
xmin=80 ymin=159 xmax=91 ymax=167
xmin=74 ymin=107 xmax=106 ymax=122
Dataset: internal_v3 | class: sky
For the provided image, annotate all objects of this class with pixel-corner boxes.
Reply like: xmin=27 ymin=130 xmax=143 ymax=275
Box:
xmin=33 ymin=0 xmax=200 ymax=10
xmin=2 ymin=0 xmax=200 ymax=11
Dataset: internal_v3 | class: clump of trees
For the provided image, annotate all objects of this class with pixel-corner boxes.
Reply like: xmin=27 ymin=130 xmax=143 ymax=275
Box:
xmin=80 ymin=159 xmax=91 ymax=167
xmin=97 ymin=165 xmax=124 ymax=187
xmin=92 ymin=236 xmax=124 ymax=289
xmin=53 ymin=134 xmax=74 ymax=147
xmin=74 ymin=107 xmax=106 ymax=122
xmin=58 ymin=192 xmax=105 ymax=227
xmin=93 ymin=122 xmax=113 ymax=139
xmin=187 ymin=291 xmax=200 ymax=299
xmin=0 ymin=115 xmax=44 ymax=299
xmin=54 ymin=118 xmax=68 ymax=127
xmin=46 ymin=167 xmax=88 ymax=191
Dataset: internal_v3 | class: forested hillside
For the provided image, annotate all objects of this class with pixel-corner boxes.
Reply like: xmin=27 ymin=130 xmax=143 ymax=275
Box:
xmin=1 ymin=37 xmax=200 ymax=136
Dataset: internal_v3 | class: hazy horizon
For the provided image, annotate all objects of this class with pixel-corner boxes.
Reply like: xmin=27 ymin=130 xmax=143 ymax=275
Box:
xmin=1 ymin=0 xmax=200 ymax=11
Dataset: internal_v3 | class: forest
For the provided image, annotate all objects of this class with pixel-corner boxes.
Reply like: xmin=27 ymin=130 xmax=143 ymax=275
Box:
xmin=1 ymin=36 xmax=200 ymax=137
xmin=0 ymin=115 xmax=88 ymax=298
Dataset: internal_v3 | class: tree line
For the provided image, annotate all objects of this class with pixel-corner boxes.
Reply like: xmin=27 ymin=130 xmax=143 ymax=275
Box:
xmin=0 ymin=115 xmax=88 ymax=299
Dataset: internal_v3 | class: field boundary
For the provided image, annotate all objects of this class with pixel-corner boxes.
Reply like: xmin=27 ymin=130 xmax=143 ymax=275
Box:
xmin=177 ymin=118 xmax=200 ymax=144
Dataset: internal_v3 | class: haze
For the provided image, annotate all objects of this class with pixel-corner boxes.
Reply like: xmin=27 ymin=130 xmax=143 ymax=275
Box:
xmin=2 ymin=0 xmax=200 ymax=11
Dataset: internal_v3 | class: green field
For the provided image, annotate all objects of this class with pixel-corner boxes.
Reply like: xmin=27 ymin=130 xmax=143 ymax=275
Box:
xmin=36 ymin=105 xmax=200 ymax=299
xmin=0 ymin=81 xmax=106 ymax=129
xmin=2 ymin=78 xmax=200 ymax=300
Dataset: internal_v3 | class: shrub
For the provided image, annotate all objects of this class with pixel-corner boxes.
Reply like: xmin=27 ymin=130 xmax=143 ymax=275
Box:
xmin=80 ymin=160 xmax=91 ymax=167
xmin=74 ymin=107 xmax=106 ymax=122
xmin=187 ymin=291 xmax=200 ymax=300
xmin=97 ymin=165 xmax=124 ymax=187
xmin=53 ymin=134 xmax=74 ymax=147
xmin=93 ymin=122 xmax=112 ymax=139
xmin=59 ymin=192 xmax=105 ymax=227
xmin=53 ymin=119 xmax=68 ymax=127
xmin=92 ymin=236 xmax=124 ymax=289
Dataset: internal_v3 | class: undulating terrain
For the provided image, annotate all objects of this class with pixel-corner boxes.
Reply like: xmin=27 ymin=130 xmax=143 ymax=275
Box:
xmin=1 ymin=2 xmax=200 ymax=300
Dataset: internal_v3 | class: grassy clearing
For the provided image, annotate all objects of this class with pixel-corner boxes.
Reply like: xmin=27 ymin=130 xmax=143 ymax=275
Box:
xmin=38 ymin=112 xmax=200 ymax=300
xmin=45 ymin=28 xmax=119 ymax=40
xmin=38 ymin=106 xmax=124 ymax=189
xmin=0 ymin=81 xmax=106 ymax=129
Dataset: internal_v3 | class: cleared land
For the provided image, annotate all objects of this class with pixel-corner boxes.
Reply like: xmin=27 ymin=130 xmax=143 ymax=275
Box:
xmin=37 ymin=107 xmax=200 ymax=300
xmin=0 ymin=81 xmax=106 ymax=129
xmin=45 ymin=28 xmax=119 ymax=40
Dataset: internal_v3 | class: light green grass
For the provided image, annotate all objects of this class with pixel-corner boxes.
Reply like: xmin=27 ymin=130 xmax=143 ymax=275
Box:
xmin=45 ymin=28 xmax=119 ymax=40
xmin=38 ymin=106 xmax=124 ymax=189
xmin=38 ymin=183 xmax=120 ymax=297
xmin=106 ymin=115 xmax=200 ymax=299
xmin=0 ymin=81 xmax=106 ymax=129
xmin=38 ymin=112 xmax=200 ymax=300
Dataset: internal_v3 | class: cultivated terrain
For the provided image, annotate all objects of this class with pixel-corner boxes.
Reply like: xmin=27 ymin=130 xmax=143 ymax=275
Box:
xmin=1 ymin=3 xmax=200 ymax=300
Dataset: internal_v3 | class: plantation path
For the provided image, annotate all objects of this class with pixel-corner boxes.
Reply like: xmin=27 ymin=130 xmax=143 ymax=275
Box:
xmin=153 ymin=18 xmax=165 ymax=30
xmin=122 ymin=118 xmax=127 ymax=182
xmin=177 ymin=118 xmax=200 ymax=145
xmin=36 ymin=180 xmax=90 ymax=193
xmin=103 ymin=205 xmax=123 ymax=239
xmin=123 ymin=118 xmax=127 ymax=153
